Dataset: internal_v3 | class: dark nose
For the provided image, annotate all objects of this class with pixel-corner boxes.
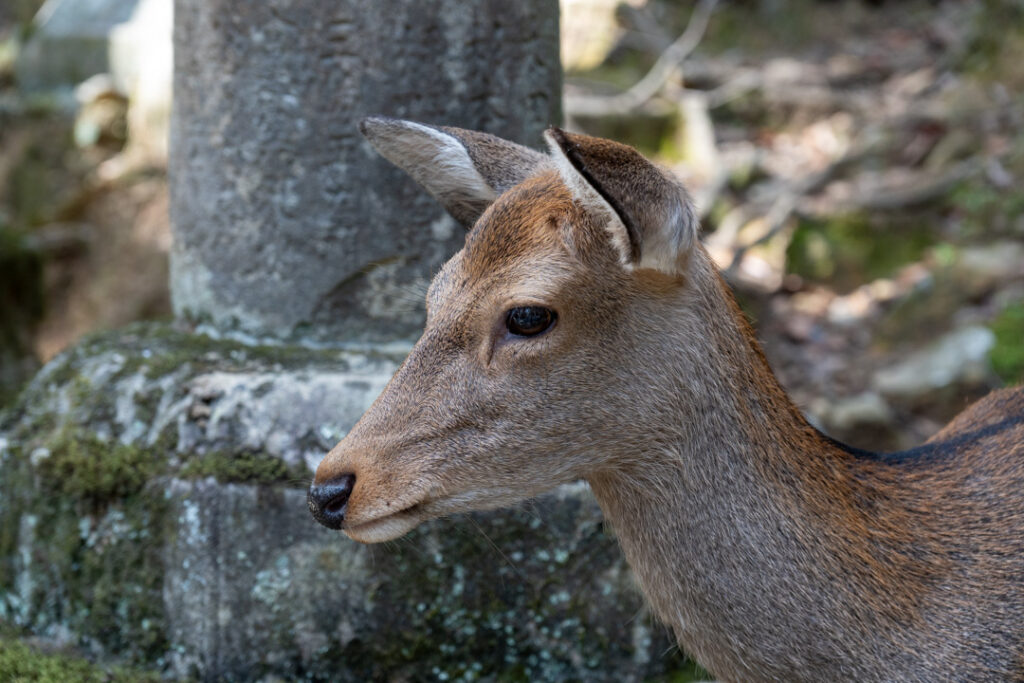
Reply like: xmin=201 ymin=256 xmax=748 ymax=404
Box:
xmin=308 ymin=474 xmax=355 ymax=530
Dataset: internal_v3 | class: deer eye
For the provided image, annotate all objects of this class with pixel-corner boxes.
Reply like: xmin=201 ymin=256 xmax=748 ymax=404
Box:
xmin=505 ymin=306 xmax=556 ymax=337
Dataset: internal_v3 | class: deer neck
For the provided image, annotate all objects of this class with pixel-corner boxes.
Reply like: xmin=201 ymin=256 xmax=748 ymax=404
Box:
xmin=585 ymin=254 xmax=906 ymax=680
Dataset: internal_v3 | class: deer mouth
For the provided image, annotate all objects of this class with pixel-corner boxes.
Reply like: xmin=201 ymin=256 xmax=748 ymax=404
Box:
xmin=341 ymin=485 xmax=527 ymax=543
xmin=343 ymin=501 xmax=427 ymax=543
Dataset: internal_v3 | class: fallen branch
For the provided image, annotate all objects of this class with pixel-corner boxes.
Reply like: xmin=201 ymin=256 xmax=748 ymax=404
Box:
xmin=723 ymin=158 xmax=979 ymax=279
xmin=800 ymin=159 xmax=978 ymax=216
xmin=565 ymin=0 xmax=719 ymax=118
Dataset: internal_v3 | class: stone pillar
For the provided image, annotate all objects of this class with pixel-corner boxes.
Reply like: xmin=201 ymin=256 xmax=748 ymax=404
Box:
xmin=169 ymin=0 xmax=561 ymax=342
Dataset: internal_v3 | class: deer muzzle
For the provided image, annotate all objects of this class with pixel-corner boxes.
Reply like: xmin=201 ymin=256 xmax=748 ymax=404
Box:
xmin=307 ymin=474 xmax=356 ymax=530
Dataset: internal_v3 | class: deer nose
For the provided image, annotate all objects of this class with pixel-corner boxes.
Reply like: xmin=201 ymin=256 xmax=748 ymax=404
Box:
xmin=308 ymin=474 xmax=356 ymax=530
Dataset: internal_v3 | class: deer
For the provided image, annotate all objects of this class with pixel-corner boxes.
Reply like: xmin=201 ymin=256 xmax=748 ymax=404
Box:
xmin=308 ymin=117 xmax=1024 ymax=682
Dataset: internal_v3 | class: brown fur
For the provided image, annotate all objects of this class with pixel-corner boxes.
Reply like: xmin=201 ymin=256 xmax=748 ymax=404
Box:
xmin=313 ymin=121 xmax=1024 ymax=682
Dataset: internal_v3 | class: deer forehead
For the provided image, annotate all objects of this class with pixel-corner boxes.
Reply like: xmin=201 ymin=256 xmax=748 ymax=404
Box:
xmin=426 ymin=172 xmax=594 ymax=311
xmin=464 ymin=171 xmax=576 ymax=266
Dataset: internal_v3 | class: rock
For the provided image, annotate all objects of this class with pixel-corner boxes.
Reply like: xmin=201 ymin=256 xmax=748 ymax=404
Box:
xmin=169 ymin=0 xmax=562 ymax=344
xmin=0 ymin=323 xmax=687 ymax=680
xmin=817 ymin=391 xmax=894 ymax=432
xmin=161 ymin=480 xmax=663 ymax=681
xmin=15 ymin=0 xmax=140 ymax=91
xmin=951 ymin=242 xmax=1024 ymax=298
xmin=808 ymin=391 xmax=902 ymax=452
xmin=872 ymin=325 xmax=996 ymax=404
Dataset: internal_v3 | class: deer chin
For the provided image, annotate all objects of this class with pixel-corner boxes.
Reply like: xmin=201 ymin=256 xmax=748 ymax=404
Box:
xmin=343 ymin=486 xmax=540 ymax=543
xmin=343 ymin=502 xmax=427 ymax=543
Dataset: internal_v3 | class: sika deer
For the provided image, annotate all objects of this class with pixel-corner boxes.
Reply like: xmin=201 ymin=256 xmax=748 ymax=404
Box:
xmin=309 ymin=118 xmax=1024 ymax=682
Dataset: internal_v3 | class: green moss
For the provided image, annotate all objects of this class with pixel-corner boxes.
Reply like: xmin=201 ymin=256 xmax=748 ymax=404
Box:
xmin=179 ymin=450 xmax=306 ymax=486
xmin=990 ymin=300 xmax=1024 ymax=385
xmin=1 ymin=425 xmax=171 ymax=663
xmin=136 ymin=330 xmax=224 ymax=380
xmin=786 ymin=213 xmax=937 ymax=292
xmin=1 ymin=435 xmax=170 ymax=664
xmin=62 ymin=492 xmax=170 ymax=662
xmin=0 ymin=637 xmax=160 ymax=683
xmin=31 ymin=322 xmax=331 ymax=392
xmin=120 ymin=323 xmax=349 ymax=379
xmin=37 ymin=428 xmax=163 ymax=508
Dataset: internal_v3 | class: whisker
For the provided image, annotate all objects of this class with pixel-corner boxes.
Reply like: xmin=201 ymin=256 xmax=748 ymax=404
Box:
xmin=466 ymin=514 xmax=530 ymax=587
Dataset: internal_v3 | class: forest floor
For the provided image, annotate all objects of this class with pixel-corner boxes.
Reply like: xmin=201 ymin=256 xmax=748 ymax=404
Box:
xmin=566 ymin=0 xmax=1024 ymax=452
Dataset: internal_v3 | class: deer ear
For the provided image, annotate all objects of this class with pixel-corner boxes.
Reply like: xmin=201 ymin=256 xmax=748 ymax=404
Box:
xmin=359 ymin=117 xmax=546 ymax=227
xmin=544 ymin=128 xmax=698 ymax=274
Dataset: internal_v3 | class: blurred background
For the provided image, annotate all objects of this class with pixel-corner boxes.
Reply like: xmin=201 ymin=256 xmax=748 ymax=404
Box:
xmin=565 ymin=0 xmax=1024 ymax=452
xmin=1 ymin=0 xmax=171 ymax=405
xmin=1 ymin=0 xmax=1024 ymax=679
xmin=3 ymin=0 xmax=1022 ymax=446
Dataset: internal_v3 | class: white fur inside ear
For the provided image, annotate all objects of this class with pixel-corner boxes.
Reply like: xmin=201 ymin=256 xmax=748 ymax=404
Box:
xmin=369 ymin=121 xmax=497 ymax=206
xmin=637 ymin=195 xmax=696 ymax=274
xmin=545 ymin=131 xmax=634 ymax=268
xmin=544 ymin=131 xmax=697 ymax=275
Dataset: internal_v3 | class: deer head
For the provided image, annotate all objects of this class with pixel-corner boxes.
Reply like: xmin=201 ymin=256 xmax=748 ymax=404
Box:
xmin=309 ymin=117 xmax=703 ymax=543
xmin=307 ymin=118 xmax=1024 ymax=683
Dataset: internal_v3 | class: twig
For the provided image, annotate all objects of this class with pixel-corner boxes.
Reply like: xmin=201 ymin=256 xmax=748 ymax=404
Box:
xmin=565 ymin=0 xmax=719 ymax=118
xmin=800 ymin=159 xmax=978 ymax=216
xmin=704 ymin=69 xmax=761 ymax=108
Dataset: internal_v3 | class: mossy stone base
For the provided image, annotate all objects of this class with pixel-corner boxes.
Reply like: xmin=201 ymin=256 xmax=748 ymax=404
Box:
xmin=0 ymin=323 xmax=687 ymax=680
